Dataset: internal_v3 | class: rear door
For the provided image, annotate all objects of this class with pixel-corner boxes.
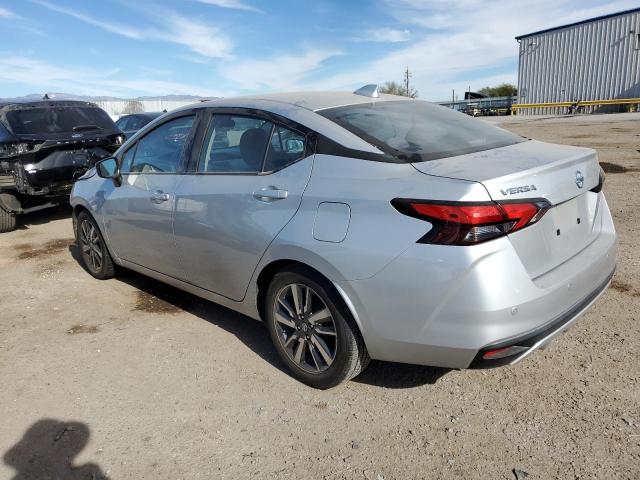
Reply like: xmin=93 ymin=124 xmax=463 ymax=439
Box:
xmin=172 ymin=110 xmax=314 ymax=300
xmin=101 ymin=114 xmax=197 ymax=276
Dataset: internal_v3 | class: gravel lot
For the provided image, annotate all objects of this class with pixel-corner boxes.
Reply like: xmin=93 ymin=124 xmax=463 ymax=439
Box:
xmin=1 ymin=113 xmax=639 ymax=480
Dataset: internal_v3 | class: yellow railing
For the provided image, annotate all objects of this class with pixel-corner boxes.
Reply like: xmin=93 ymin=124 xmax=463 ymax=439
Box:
xmin=512 ymin=98 xmax=640 ymax=109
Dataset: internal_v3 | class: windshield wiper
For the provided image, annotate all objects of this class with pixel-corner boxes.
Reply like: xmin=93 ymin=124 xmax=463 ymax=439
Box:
xmin=72 ymin=125 xmax=104 ymax=132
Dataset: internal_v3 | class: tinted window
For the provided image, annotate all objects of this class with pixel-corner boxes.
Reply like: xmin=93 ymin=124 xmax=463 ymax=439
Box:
xmin=198 ymin=115 xmax=271 ymax=173
xmin=128 ymin=115 xmax=194 ymax=173
xmin=128 ymin=116 xmax=147 ymax=130
xmin=6 ymin=106 xmax=116 ymax=135
xmin=319 ymin=100 xmax=525 ymax=162
xmin=264 ymin=126 xmax=306 ymax=172
xmin=115 ymin=117 xmax=128 ymax=130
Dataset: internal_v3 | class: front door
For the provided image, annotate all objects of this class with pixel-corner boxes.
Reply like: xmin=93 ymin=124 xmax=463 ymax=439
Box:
xmin=101 ymin=114 xmax=196 ymax=277
xmin=173 ymin=113 xmax=313 ymax=300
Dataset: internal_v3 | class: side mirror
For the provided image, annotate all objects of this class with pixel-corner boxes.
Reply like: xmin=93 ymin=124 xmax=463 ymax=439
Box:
xmin=96 ymin=157 xmax=121 ymax=185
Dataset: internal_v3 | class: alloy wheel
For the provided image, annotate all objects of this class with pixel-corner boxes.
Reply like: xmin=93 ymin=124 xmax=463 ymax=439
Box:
xmin=273 ymin=283 xmax=338 ymax=373
xmin=80 ymin=219 xmax=103 ymax=273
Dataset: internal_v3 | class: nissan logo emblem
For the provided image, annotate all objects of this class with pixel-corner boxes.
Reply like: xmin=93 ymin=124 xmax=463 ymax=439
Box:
xmin=575 ymin=170 xmax=584 ymax=189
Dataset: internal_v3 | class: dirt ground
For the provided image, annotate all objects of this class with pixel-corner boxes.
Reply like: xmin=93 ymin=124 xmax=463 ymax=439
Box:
xmin=1 ymin=113 xmax=639 ymax=480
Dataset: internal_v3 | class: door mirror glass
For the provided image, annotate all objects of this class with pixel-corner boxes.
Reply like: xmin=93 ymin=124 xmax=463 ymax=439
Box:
xmin=96 ymin=157 xmax=119 ymax=179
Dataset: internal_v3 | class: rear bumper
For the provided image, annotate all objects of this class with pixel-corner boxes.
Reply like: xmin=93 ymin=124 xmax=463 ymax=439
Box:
xmin=336 ymin=194 xmax=617 ymax=369
xmin=469 ymin=269 xmax=614 ymax=368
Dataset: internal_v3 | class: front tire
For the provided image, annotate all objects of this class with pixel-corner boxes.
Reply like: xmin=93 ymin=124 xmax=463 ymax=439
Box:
xmin=0 ymin=207 xmax=16 ymax=233
xmin=76 ymin=211 xmax=115 ymax=279
xmin=265 ymin=266 xmax=370 ymax=389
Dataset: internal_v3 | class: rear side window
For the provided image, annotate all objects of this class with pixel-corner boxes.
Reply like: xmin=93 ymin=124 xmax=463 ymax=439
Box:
xmin=318 ymin=100 xmax=525 ymax=162
xmin=128 ymin=115 xmax=195 ymax=173
xmin=264 ymin=126 xmax=306 ymax=172
xmin=198 ymin=115 xmax=271 ymax=173
xmin=5 ymin=106 xmax=116 ymax=135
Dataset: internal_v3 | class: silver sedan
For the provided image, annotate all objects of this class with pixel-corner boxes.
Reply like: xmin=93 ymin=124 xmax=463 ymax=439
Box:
xmin=71 ymin=86 xmax=617 ymax=388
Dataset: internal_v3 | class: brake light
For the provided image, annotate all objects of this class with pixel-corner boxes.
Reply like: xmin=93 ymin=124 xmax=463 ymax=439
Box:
xmin=590 ymin=167 xmax=605 ymax=193
xmin=391 ymin=198 xmax=551 ymax=245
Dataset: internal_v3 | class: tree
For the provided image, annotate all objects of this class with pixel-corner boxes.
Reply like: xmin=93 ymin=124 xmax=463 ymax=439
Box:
xmin=379 ymin=81 xmax=419 ymax=98
xmin=478 ymin=83 xmax=517 ymax=98
xmin=122 ymin=100 xmax=144 ymax=114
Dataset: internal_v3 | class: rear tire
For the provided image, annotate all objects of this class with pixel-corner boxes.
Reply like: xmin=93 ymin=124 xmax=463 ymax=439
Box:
xmin=0 ymin=207 xmax=16 ymax=233
xmin=76 ymin=211 xmax=115 ymax=279
xmin=264 ymin=266 xmax=370 ymax=389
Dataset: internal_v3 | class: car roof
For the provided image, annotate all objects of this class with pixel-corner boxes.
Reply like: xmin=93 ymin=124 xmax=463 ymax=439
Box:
xmin=119 ymin=112 xmax=164 ymax=119
xmin=0 ymin=99 xmax=100 ymax=111
xmin=132 ymin=91 xmax=413 ymax=155
xmin=198 ymin=91 xmax=412 ymax=112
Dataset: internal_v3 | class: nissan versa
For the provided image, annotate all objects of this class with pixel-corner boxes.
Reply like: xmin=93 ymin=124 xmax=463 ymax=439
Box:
xmin=70 ymin=86 xmax=617 ymax=389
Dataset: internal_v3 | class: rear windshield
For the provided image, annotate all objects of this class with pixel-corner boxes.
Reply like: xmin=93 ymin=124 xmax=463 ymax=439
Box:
xmin=318 ymin=100 xmax=525 ymax=162
xmin=5 ymin=106 xmax=116 ymax=135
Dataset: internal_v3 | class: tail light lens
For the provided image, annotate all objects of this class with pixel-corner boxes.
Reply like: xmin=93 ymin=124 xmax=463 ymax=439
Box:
xmin=391 ymin=198 xmax=551 ymax=245
xmin=590 ymin=167 xmax=605 ymax=193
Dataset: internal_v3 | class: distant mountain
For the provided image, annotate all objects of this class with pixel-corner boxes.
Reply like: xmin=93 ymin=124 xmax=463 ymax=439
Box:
xmin=0 ymin=93 xmax=216 ymax=102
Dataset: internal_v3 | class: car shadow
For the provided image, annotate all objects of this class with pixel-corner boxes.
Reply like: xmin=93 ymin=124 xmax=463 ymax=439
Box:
xmin=15 ymin=204 xmax=72 ymax=230
xmin=68 ymin=246 xmax=452 ymax=389
xmin=113 ymin=267 xmax=288 ymax=375
xmin=3 ymin=419 xmax=109 ymax=480
xmin=353 ymin=361 xmax=451 ymax=388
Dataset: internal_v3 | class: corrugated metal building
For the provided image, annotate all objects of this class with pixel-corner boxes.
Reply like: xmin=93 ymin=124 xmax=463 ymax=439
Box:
xmin=516 ymin=8 xmax=640 ymax=114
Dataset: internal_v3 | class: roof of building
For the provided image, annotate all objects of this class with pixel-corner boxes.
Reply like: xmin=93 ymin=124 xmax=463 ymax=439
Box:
xmin=516 ymin=7 xmax=640 ymax=40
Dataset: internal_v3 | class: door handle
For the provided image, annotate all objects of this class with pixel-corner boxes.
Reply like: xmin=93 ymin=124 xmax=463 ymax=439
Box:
xmin=253 ymin=187 xmax=288 ymax=202
xmin=150 ymin=190 xmax=170 ymax=204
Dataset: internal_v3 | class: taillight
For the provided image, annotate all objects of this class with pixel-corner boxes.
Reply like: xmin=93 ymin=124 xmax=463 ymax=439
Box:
xmin=391 ymin=198 xmax=551 ymax=245
xmin=590 ymin=167 xmax=605 ymax=193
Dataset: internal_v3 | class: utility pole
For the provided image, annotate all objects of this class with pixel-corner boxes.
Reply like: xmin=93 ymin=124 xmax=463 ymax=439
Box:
xmin=404 ymin=67 xmax=411 ymax=97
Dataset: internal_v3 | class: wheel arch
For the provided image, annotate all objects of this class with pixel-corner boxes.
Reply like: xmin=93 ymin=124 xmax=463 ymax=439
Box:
xmin=254 ymin=258 xmax=366 ymax=344
xmin=72 ymin=202 xmax=119 ymax=264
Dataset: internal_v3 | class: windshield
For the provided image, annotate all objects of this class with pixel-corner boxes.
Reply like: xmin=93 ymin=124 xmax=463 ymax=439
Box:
xmin=319 ymin=100 xmax=525 ymax=162
xmin=5 ymin=106 xmax=117 ymax=135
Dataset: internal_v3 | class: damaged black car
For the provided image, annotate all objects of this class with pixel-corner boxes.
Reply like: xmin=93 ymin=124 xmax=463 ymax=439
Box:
xmin=0 ymin=99 xmax=123 ymax=232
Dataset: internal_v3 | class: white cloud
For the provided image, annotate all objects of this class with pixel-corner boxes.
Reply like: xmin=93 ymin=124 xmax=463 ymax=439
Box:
xmin=308 ymin=0 xmax=640 ymax=100
xmin=196 ymin=0 xmax=260 ymax=12
xmin=0 ymin=6 xmax=15 ymax=18
xmin=166 ymin=16 xmax=233 ymax=59
xmin=0 ymin=56 xmax=230 ymax=98
xmin=354 ymin=28 xmax=411 ymax=43
xmin=32 ymin=0 xmax=145 ymax=39
xmin=221 ymin=48 xmax=342 ymax=91
xmin=31 ymin=0 xmax=233 ymax=59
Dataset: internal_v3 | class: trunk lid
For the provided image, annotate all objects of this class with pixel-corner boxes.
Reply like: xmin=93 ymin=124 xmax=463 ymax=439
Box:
xmin=412 ymin=140 xmax=604 ymax=279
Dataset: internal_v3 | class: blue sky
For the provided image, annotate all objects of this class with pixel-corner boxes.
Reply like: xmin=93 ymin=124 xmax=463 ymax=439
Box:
xmin=0 ymin=0 xmax=637 ymax=100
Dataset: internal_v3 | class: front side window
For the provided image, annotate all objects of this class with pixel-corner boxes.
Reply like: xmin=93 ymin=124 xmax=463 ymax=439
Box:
xmin=319 ymin=100 xmax=525 ymax=162
xmin=128 ymin=115 xmax=194 ymax=173
xmin=198 ymin=115 xmax=271 ymax=173
xmin=119 ymin=144 xmax=137 ymax=173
